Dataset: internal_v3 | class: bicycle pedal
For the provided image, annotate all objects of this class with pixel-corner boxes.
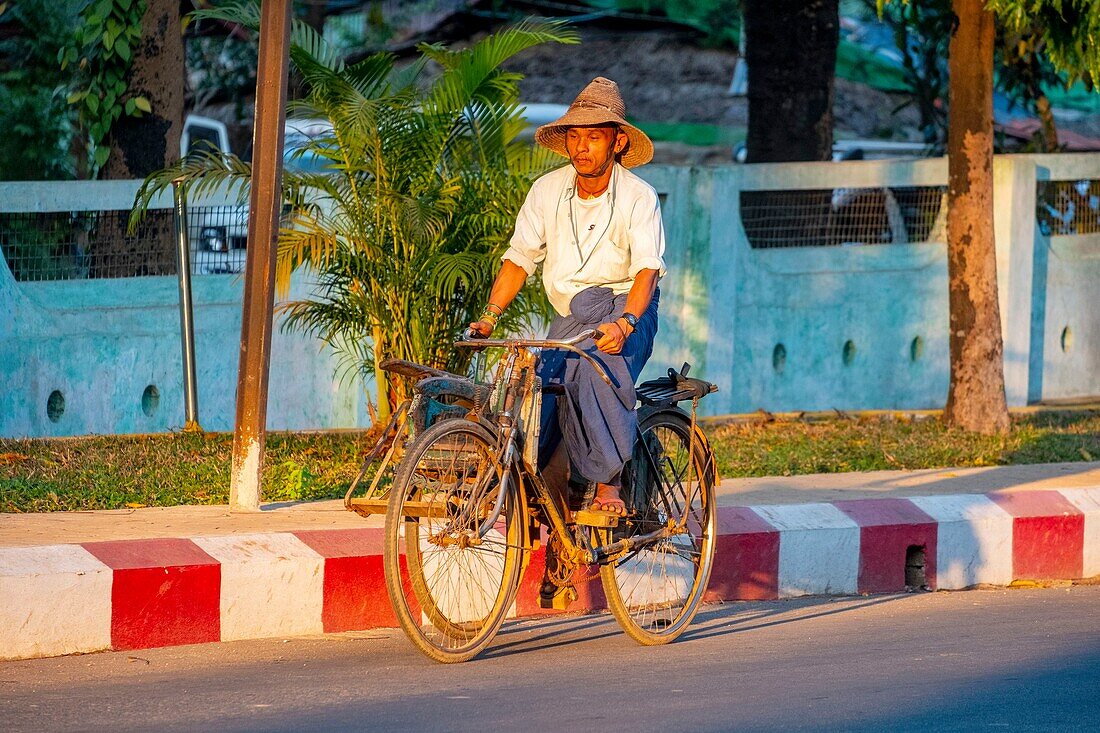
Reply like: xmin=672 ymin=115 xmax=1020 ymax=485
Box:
xmin=538 ymin=584 xmax=578 ymax=610
xmin=573 ymin=509 xmax=620 ymax=528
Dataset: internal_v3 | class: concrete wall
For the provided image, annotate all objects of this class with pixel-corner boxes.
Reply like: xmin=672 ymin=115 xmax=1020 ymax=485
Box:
xmin=1 ymin=154 xmax=1097 ymax=437
xmin=0 ymin=181 xmax=365 ymax=438
xmin=637 ymin=153 xmax=1100 ymax=415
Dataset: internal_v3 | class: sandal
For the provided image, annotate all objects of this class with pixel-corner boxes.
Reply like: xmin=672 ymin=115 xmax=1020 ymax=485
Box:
xmin=589 ymin=483 xmax=626 ymax=516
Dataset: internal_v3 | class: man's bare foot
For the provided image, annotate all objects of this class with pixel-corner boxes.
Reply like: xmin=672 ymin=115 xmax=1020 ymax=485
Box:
xmin=590 ymin=483 xmax=626 ymax=515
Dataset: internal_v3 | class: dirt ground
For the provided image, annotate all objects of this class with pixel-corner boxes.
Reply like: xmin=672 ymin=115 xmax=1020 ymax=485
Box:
xmin=505 ymin=26 xmax=923 ymax=135
xmin=500 ymin=25 xmax=927 ymax=165
xmin=206 ymin=23 xmax=1098 ymax=163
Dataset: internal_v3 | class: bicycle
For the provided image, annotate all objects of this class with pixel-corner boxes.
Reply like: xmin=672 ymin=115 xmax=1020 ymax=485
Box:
xmin=345 ymin=329 xmax=719 ymax=663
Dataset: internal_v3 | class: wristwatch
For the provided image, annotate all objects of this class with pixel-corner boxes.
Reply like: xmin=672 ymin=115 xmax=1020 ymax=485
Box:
xmin=620 ymin=312 xmax=639 ymax=330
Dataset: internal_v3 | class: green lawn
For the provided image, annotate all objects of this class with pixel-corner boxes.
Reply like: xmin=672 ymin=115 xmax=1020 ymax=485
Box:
xmin=1 ymin=411 xmax=1097 ymax=513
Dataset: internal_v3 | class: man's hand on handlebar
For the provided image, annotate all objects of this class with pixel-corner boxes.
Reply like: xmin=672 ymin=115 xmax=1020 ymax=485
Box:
xmin=594 ymin=321 xmax=627 ymax=355
xmin=467 ymin=319 xmax=493 ymax=339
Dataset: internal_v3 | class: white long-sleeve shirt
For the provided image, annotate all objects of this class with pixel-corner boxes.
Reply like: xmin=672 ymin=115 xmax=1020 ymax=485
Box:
xmin=502 ymin=163 xmax=667 ymax=317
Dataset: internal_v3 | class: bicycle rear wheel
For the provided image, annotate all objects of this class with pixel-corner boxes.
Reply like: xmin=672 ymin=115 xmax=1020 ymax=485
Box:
xmin=601 ymin=408 xmax=716 ymax=645
xmin=383 ymin=418 xmax=523 ymax=663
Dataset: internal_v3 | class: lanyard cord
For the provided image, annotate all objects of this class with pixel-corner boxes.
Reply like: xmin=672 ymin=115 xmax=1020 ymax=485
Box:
xmin=569 ymin=164 xmax=617 ymax=269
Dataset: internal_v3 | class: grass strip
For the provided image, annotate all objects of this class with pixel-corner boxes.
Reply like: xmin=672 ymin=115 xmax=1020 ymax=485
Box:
xmin=1 ymin=411 xmax=1097 ymax=513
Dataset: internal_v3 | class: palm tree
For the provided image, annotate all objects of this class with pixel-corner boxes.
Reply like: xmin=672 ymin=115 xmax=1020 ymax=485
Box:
xmin=134 ymin=6 xmax=577 ymax=422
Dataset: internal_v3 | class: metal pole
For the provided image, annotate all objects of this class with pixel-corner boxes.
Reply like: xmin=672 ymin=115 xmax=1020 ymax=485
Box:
xmin=229 ymin=0 xmax=291 ymax=511
xmin=173 ymin=180 xmax=202 ymax=433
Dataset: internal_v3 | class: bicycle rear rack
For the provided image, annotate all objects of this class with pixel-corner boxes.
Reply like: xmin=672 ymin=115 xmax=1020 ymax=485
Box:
xmin=344 ymin=359 xmax=496 ymax=518
xmin=344 ymin=398 xmax=412 ymax=518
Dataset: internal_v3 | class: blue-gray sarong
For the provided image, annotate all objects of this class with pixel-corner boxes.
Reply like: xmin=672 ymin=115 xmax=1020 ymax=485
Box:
xmin=537 ymin=286 xmax=660 ymax=487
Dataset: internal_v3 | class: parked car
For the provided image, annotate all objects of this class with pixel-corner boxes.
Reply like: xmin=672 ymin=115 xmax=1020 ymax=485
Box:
xmin=180 ymin=115 xmax=334 ymax=273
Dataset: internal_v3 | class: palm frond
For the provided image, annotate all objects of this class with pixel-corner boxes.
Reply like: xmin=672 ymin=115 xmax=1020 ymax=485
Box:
xmin=134 ymin=20 xmax=575 ymax=423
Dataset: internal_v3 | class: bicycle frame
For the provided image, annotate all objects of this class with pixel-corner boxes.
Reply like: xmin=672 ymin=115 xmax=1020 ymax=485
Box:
xmin=455 ymin=331 xmax=693 ymax=567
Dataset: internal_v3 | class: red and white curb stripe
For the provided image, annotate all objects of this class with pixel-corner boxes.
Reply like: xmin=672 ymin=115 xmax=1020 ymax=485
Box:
xmin=2 ymin=488 xmax=1097 ymax=661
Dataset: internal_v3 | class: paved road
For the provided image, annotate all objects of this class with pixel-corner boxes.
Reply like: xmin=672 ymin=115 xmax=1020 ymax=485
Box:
xmin=3 ymin=586 xmax=1099 ymax=732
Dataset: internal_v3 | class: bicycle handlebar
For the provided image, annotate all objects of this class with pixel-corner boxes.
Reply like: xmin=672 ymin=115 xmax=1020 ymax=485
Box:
xmin=455 ymin=329 xmax=615 ymax=387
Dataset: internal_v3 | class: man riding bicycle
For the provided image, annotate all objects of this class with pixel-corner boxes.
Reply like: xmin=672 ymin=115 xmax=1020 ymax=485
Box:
xmin=468 ymin=76 xmax=666 ymax=520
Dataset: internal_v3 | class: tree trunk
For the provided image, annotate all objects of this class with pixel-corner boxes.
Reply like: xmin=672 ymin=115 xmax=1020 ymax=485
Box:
xmin=92 ymin=0 xmax=184 ymax=278
xmin=102 ymin=0 xmax=184 ymax=179
xmin=944 ymin=0 xmax=1010 ymax=434
xmin=743 ymin=0 xmax=838 ymax=163
xmin=1035 ymin=94 xmax=1059 ymax=152
xmin=741 ymin=0 xmax=838 ymax=248
xmin=304 ymin=1 xmax=326 ymax=36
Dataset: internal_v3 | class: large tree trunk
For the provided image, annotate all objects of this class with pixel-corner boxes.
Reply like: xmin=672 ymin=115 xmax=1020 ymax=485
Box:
xmin=102 ymin=0 xmax=184 ymax=179
xmin=741 ymin=0 xmax=838 ymax=249
xmin=92 ymin=0 xmax=184 ymax=278
xmin=944 ymin=0 xmax=1010 ymax=434
xmin=742 ymin=0 xmax=838 ymax=162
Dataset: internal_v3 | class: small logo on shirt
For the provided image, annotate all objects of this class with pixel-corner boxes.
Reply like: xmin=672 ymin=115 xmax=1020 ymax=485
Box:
xmin=587 ymin=224 xmax=596 ymax=231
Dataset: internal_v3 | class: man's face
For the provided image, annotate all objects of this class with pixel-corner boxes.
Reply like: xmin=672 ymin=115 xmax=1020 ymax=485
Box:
xmin=565 ymin=125 xmax=627 ymax=177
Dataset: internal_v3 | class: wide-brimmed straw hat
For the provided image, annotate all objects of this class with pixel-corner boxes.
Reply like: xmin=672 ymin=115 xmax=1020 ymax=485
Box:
xmin=534 ymin=77 xmax=653 ymax=168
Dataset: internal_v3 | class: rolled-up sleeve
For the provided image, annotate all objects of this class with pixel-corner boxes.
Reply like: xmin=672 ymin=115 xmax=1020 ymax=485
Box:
xmin=501 ymin=186 xmax=546 ymax=276
xmin=627 ymin=188 xmax=667 ymax=278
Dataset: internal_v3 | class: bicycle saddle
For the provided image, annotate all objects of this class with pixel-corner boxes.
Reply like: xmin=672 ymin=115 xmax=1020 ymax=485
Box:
xmin=379 ymin=358 xmax=452 ymax=382
xmin=636 ymin=363 xmax=717 ymax=407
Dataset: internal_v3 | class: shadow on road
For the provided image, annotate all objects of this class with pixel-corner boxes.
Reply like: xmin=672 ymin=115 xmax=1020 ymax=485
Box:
xmin=485 ymin=593 xmax=911 ymax=659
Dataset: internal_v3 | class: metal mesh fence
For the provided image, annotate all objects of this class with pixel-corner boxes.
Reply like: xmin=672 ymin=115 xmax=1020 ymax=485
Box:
xmin=1037 ymin=179 xmax=1100 ymax=236
xmin=740 ymin=185 xmax=947 ymax=248
xmin=185 ymin=205 xmax=248 ymax=275
xmin=0 ymin=205 xmax=249 ymax=281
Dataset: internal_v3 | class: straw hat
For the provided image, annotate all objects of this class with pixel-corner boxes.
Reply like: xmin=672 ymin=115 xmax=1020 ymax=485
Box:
xmin=534 ymin=77 xmax=653 ymax=168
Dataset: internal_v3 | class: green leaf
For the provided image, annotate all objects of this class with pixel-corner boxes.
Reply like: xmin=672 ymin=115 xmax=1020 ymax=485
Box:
xmin=85 ymin=94 xmax=99 ymax=114
xmin=133 ymin=96 xmax=151 ymax=113
xmin=93 ymin=146 xmax=110 ymax=168
xmin=125 ymin=98 xmax=136 ymax=115
xmin=115 ymin=40 xmax=130 ymax=63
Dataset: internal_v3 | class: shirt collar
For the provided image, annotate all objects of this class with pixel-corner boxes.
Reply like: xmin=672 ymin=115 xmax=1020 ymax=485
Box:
xmin=562 ymin=162 xmax=619 ymax=203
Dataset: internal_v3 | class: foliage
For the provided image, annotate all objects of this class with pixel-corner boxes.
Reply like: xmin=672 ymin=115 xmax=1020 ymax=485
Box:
xmin=0 ymin=212 xmax=90 ymax=281
xmin=3 ymin=411 xmax=1097 ymax=511
xmin=0 ymin=0 xmax=82 ymax=180
xmin=863 ymin=0 xmax=953 ymax=149
xmin=988 ymin=0 xmax=1100 ymax=87
xmin=592 ymin=0 xmax=742 ymax=47
xmin=133 ymin=4 xmax=577 ymax=421
xmin=875 ymin=0 xmax=1100 ymax=88
xmin=710 ymin=410 xmax=1099 ymax=477
xmin=997 ymin=25 xmax=1062 ymax=106
xmin=870 ymin=0 xmax=1100 ymax=150
xmin=59 ymin=0 xmax=150 ymax=173
xmin=185 ymin=32 xmax=257 ymax=117
xmin=0 ymin=431 xmax=366 ymax=512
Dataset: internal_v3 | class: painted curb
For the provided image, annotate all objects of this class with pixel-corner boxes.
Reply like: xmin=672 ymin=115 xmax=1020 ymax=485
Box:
xmin=2 ymin=488 xmax=1097 ymax=661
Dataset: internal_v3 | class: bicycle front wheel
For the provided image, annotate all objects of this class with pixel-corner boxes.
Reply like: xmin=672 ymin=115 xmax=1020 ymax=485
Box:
xmin=383 ymin=418 xmax=523 ymax=663
xmin=601 ymin=408 xmax=717 ymax=645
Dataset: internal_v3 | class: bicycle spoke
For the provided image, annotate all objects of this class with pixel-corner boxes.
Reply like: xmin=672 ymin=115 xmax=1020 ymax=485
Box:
xmin=384 ymin=419 xmax=523 ymax=662
xmin=602 ymin=411 xmax=716 ymax=645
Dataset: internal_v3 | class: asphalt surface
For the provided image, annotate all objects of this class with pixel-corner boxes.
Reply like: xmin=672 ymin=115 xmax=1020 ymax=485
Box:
xmin=2 ymin=586 xmax=1099 ymax=732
